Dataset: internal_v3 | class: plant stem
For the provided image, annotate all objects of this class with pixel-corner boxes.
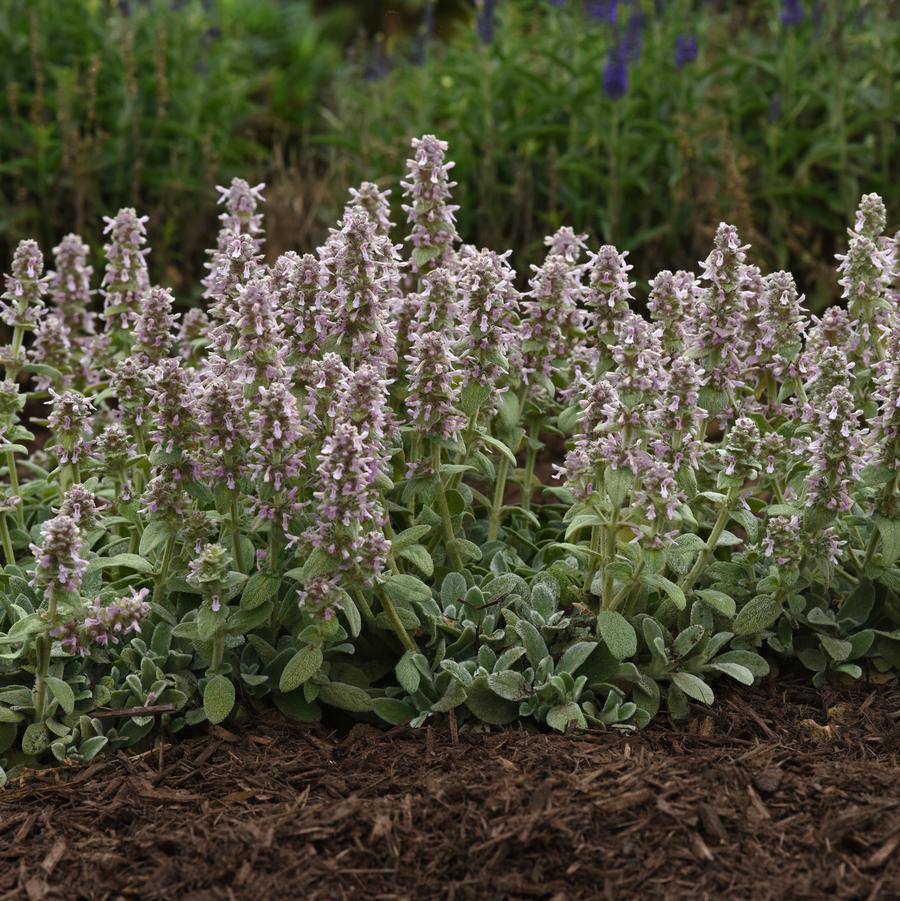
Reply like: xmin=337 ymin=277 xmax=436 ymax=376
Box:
xmin=5 ymin=451 xmax=24 ymax=529
xmin=230 ymin=494 xmax=245 ymax=573
xmin=152 ymin=534 xmax=177 ymax=606
xmin=375 ymin=584 xmax=418 ymax=653
xmin=210 ymin=628 xmax=226 ymax=671
xmin=33 ymin=587 xmax=60 ymax=722
xmin=432 ymin=443 xmax=464 ymax=571
xmin=486 ymin=455 xmax=509 ymax=542
xmin=0 ymin=513 xmax=14 ymax=566
xmin=601 ymin=505 xmax=620 ymax=608
xmin=679 ymin=485 xmax=740 ymax=596
xmin=522 ymin=435 xmax=537 ymax=514
xmin=582 ymin=523 xmax=602 ymax=596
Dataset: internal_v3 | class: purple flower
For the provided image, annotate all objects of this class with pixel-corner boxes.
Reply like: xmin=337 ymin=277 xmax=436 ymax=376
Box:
xmin=141 ymin=468 xmax=190 ymax=523
xmin=346 ymin=181 xmax=394 ymax=237
xmin=270 ymin=252 xmax=329 ymax=362
xmin=297 ymin=575 xmax=346 ymax=622
xmin=584 ymin=245 xmax=635 ymax=348
xmin=401 ymin=135 xmax=460 ymax=275
xmin=675 ymin=34 xmax=698 ymax=69
xmin=405 ymin=330 xmax=465 ymax=442
xmin=805 ymin=386 xmax=868 ymax=515
xmin=214 ymin=178 xmax=266 ymax=249
xmin=761 ymin=515 xmax=804 ymax=567
xmin=719 ymin=417 xmax=762 ymax=482
xmin=544 ymin=227 xmax=588 ymax=264
xmin=1 ymin=239 xmax=49 ymax=330
xmin=187 ymin=543 xmax=231 ymax=610
xmin=458 ymin=248 xmax=520 ymax=395
xmin=30 ymin=514 xmax=87 ymax=596
xmin=49 ymin=234 xmax=95 ymax=335
xmin=476 ymin=0 xmax=497 ymax=43
xmin=134 ymin=286 xmax=179 ymax=364
xmin=109 ymin=356 xmax=153 ymax=430
xmin=30 ymin=314 xmax=72 ymax=390
xmin=624 ymin=9 xmax=645 ymax=62
xmin=225 ymin=276 xmax=287 ymax=385
xmin=100 ymin=209 xmax=150 ymax=333
xmin=196 ymin=361 xmax=248 ymax=490
xmin=48 ymin=389 xmax=95 ymax=464
xmin=148 ymin=358 xmax=197 ymax=458
xmin=318 ymin=208 xmax=400 ymax=371
xmin=603 ymin=44 xmax=628 ymax=100
xmin=522 ymin=253 xmax=585 ymax=382
xmin=781 ymin=0 xmax=804 ymax=27
xmin=584 ymin=0 xmax=616 ymax=24
xmin=59 ymin=484 xmax=104 ymax=531
xmin=647 ymin=269 xmax=695 ymax=351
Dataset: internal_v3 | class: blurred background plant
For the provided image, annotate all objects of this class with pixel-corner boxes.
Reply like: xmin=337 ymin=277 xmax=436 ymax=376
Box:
xmin=1 ymin=0 xmax=896 ymax=306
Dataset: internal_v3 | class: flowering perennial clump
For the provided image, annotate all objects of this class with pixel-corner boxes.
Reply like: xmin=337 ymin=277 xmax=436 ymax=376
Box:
xmin=0 ymin=137 xmax=898 ymax=775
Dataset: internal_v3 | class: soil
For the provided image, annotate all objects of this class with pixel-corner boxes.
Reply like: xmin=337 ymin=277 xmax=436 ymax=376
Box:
xmin=2 ymin=677 xmax=899 ymax=901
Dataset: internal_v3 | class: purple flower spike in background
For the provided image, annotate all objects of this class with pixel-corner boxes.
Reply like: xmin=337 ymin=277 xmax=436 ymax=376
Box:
xmin=476 ymin=0 xmax=497 ymax=44
xmin=675 ymin=34 xmax=698 ymax=69
xmin=603 ymin=43 xmax=628 ymax=100
xmin=781 ymin=0 xmax=804 ymax=27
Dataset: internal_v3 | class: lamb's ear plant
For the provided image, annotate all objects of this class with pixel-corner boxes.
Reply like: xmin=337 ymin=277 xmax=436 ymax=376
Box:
xmin=0 ymin=141 xmax=899 ymax=781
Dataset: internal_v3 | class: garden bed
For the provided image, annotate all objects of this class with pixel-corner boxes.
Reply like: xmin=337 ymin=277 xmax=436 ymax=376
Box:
xmin=3 ymin=678 xmax=899 ymax=900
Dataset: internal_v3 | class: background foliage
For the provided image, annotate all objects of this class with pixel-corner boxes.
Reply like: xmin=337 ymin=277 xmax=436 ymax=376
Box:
xmin=0 ymin=0 xmax=896 ymax=306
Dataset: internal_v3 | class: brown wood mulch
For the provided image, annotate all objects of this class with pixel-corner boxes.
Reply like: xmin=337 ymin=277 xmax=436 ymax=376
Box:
xmin=1 ymin=678 xmax=899 ymax=901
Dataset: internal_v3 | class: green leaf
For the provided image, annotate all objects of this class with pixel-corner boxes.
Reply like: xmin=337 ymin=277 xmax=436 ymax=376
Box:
xmin=643 ymin=573 xmax=686 ymax=610
xmin=285 ymin=547 xmax=333 ymax=584
xmin=694 ymin=589 xmax=736 ymax=618
xmin=707 ymin=662 xmax=755 ymax=685
xmin=22 ymin=723 xmax=51 ymax=756
xmin=670 ymin=672 xmax=714 ymax=705
xmin=564 ymin=513 xmax=605 ymax=540
xmin=714 ymin=650 xmax=770 ymax=679
xmin=79 ymin=735 xmax=109 ymax=761
xmin=874 ymin=516 xmax=900 ymax=567
xmin=464 ymin=677 xmax=518 ymax=725
xmin=515 ymin=620 xmax=549 ymax=668
xmin=838 ymin=581 xmax=875 ymax=627
xmin=486 ymin=670 xmax=531 ymax=701
xmin=398 ymin=544 xmax=434 ymax=577
xmin=596 ymin=610 xmax=637 ymax=660
xmin=557 ymin=640 xmax=599 ymax=675
xmin=665 ymin=533 xmax=705 ymax=576
xmin=94 ymin=553 xmax=154 ymax=574
xmin=373 ymin=697 xmax=416 ymax=725
xmin=241 ymin=571 xmax=280 ymax=611
xmin=820 ymin=635 xmax=852 ymax=662
xmin=604 ymin=467 xmax=632 ymax=507
xmin=46 ymin=676 xmax=75 ymax=715
xmin=479 ymin=433 xmax=518 ymax=466
xmin=138 ymin=520 xmax=170 ymax=557
xmin=431 ymin=678 xmax=467 ymax=712
xmin=383 ymin=573 xmax=432 ymax=604
xmin=396 ymin=651 xmax=421 ymax=694
xmin=318 ymin=682 xmax=373 ymax=713
xmin=203 ymin=675 xmax=235 ymax=725
xmin=0 ymin=706 xmax=23 ymax=723
xmin=546 ymin=702 xmax=587 ymax=733
xmin=733 ymin=594 xmax=782 ymax=635
xmin=392 ymin=525 xmax=432 ymax=551
xmin=273 ymin=690 xmax=321 ymax=722
xmin=279 ymin=645 xmax=323 ymax=693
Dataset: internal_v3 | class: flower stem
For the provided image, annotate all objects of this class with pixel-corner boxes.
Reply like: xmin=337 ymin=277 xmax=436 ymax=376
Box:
xmin=230 ymin=495 xmax=245 ymax=573
xmin=679 ymin=485 xmax=740 ymax=596
xmin=0 ymin=513 xmax=14 ymax=566
xmin=33 ymin=587 xmax=60 ymax=722
xmin=5 ymin=451 xmax=24 ymax=529
xmin=486 ymin=455 xmax=509 ymax=542
xmin=432 ymin=443 xmax=464 ymax=571
xmin=375 ymin=584 xmax=418 ymax=653
xmin=153 ymin=534 xmax=177 ymax=606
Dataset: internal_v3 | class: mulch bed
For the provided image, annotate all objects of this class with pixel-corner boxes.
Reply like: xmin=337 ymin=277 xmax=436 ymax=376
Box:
xmin=2 ymin=678 xmax=900 ymax=901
